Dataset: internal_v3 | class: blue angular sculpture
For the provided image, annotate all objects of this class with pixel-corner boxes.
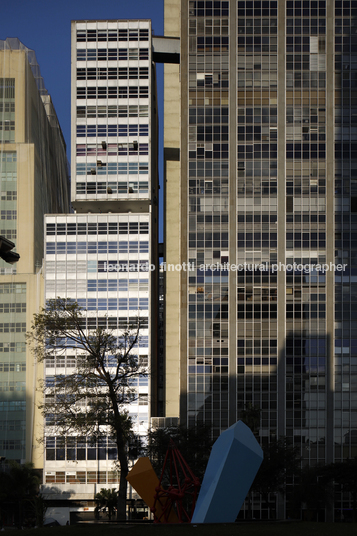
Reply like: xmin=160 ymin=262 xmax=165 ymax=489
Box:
xmin=191 ymin=420 xmax=263 ymax=523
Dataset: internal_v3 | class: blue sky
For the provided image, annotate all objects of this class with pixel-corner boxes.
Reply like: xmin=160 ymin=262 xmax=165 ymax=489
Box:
xmin=0 ymin=0 xmax=165 ymax=239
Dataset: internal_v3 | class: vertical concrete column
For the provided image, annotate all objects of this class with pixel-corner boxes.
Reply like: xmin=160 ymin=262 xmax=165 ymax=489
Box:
xmin=229 ymin=1 xmax=237 ymax=426
xmin=277 ymin=0 xmax=287 ymax=440
xmin=325 ymin=1 xmax=335 ymax=522
xmin=276 ymin=2 xmax=287 ymax=520
xmin=179 ymin=0 xmax=188 ymax=421
xmin=164 ymin=0 xmax=182 ymax=419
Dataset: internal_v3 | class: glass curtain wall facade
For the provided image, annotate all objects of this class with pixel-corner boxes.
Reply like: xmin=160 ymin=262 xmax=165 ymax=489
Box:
xmin=164 ymin=0 xmax=356 ymax=520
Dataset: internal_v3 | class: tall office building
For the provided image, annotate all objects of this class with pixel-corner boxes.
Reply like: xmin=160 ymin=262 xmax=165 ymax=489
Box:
xmin=164 ymin=0 xmax=357 ymax=520
xmin=42 ymin=21 xmax=158 ymax=523
xmin=0 ymin=39 xmax=70 ymax=467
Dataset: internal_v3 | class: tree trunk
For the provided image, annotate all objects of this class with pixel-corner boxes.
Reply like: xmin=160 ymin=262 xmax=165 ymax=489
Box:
xmin=247 ymin=491 xmax=252 ymax=520
xmin=352 ymin=491 xmax=357 ymax=523
xmin=117 ymin=446 xmax=128 ymax=521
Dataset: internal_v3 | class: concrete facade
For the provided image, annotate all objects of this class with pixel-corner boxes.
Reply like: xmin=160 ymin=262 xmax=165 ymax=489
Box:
xmin=0 ymin=40 xmax=70 ymax=467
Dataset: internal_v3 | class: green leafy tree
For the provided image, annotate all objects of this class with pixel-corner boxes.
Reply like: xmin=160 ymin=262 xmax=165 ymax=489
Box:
xmin=239 ymin=405 xmax=301 ymax=520
xmin=95 ymin=488 xmax=118 ymax=520
xmin=27 ymin=298 xmax=146 ymax=521
xmin=31 ymin=493 xmax=48 ymax=528
xmin=253 ymin=438 xmax=301 ymax=498
xmin=147 ymin=424 xmax=213 ymax=482
xmin=0 ymin=462 xmax=42 ymax=527
xmin=332 ymin=457 xmax=357 ymax=522
xmin=290 ymin=463 xmax=335 ymax=521
xmin=240 ymin=403 xmax=261 ymax=437
xmin=246 ymin=437 xmax=300 ymax=519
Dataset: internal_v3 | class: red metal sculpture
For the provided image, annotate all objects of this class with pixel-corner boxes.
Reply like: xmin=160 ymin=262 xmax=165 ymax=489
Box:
xmin=152 ymin=440 xmax=201 ymax=523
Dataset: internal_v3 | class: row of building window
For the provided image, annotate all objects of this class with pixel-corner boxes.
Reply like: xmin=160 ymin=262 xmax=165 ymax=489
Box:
xmin=1 ymin=152 xmax=16 ymax=163
xmin=0 ymin=121 xmax=15 ymax=131
xmin=76 ymin=28 xmax=149 ymax=42
xmin=237 ymin=304 xmax=277 ymax=319
xmin=192 ymin=73 xmax=229 ymax=89
xmin=0 ymin=102 xmax=15 ymax=113
xmin=46 ymin=357 xmax=148 ymax=373
xmin=189 ymin=180 xmax=228 ymax=195
xmin=45 ymin=471 xmax=120 ymax=484
xmin=0 ymin=322 xmax=25 ymax=333
xmin=236 ymin=270 xmax=277 ymax=283
xmin=76 ymin=182 xmax=149 ymax=195
xmin=237 ymin=358 xmax=278 ymax=367
xmin=286 ymin=71 xmax=326 ymax=88
xmin=0 ymin=173 xmax=16 ymax=182
xmin=0 ymin=420 xmax=25 ymax=431
xmin=237 ymin=144 xmax=278 ymax=159
xmin=45 ymin=315 xmax=147 ymax=337
xmin=76 ymin=67 xmax=149 ymax=81
xmin=237 ymin=287 xmax=277 ymax=301
xmin=0 ymin=401 xmax=25 ymax=411
xmin=190 ymin=107 xmax=229 ymax=124
xmin=77 ymin=48 xmax=149 ymax=62
xmin=46 ymin=260 xmax=151 ymax=273
xmin=237 ymin=233 xmax=277 ymax=248
xmin=0 ymin=362 xmax=26 ymax=372
xmin=76 ymin=143 xmax=148 ymax=157
xmin=0 ymin=303 xmax=26 ymax=313
xmin=0 ymin=343 xmax=25 ymax=353
xmin=0 ymin=283 xmax=25 ymax=294
xmin=46 ymin=221 xmax=149 ymax=235
xmin=237 ymin=71 xmax=278 ymax=88
xmin=0 ymin=440 xmax=25 ymax=451
xmin=77 ymin=105 xmax=150 ymax=120
xmin=237 ymin=15 xmax=277 ymax=31
xmin=286 ymin=232 xmax=326 ymax=248
xmin=47 ymin=279 xmax=149 ymax=294
xmin=189 ymin=160 xmax=229 ymax=177
xmin=196 ymin=36 xmax=229 ymax=52
xmin=0 ymin=79 xmax=15 ymax=99
xmin=1 ymin=191 xmax=17 ymax=201
xmin=237 ymin=38 xmax=277 ymax=53
xmin=0 ymin=382 xmax=25 ymax=391
xmin=77 ymin=124 xmax=148 ymax=138
xmin=286 ymin=303 xmax=326 ymax=318
xmin=286 ymin=55 xmax=326 ymax=71
xmin=239 ymin=214 xmax=328 ymax=223
xmin=46 ymin=241 xmax=149 ymax=255
xmin=190 ymin=145 xmax=229 ymax=159
xmin=193 ymin=124 xmax=228 ymax=142
xmin=1 ymin=210 xmax=16 ymax=220
xmin=286 ymin=19 xmax=326 ymax=35
xmin=189 ymin=0 xmax=229 ymax=17
xmin=75 ymin=298 xmax=149 ymax=311
xmin=76 ymin=162 xmax=148 ymax=175
xmin=237 ymin=109 xmax=277 ymax=125
xmin=287 ymin=337 xmax=326 ymax=355
xmin=77 ymin=86 xmax=149 ymax=100
xmin=87 ymin=279 xmax=149 ymax=292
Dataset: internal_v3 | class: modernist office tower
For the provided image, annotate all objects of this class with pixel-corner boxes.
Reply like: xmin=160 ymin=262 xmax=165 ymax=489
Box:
xmin=0 ymin=39 xmax=69 ymax=466
xmin=164 ymin=0 xmax=357 ymax=519
xmin=42 ymin=21 xmax=158 ymax=522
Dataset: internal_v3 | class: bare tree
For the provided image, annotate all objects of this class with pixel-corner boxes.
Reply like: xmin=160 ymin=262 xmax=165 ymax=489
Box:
xmin=27 ymin=298 xmax=146 ymax=520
